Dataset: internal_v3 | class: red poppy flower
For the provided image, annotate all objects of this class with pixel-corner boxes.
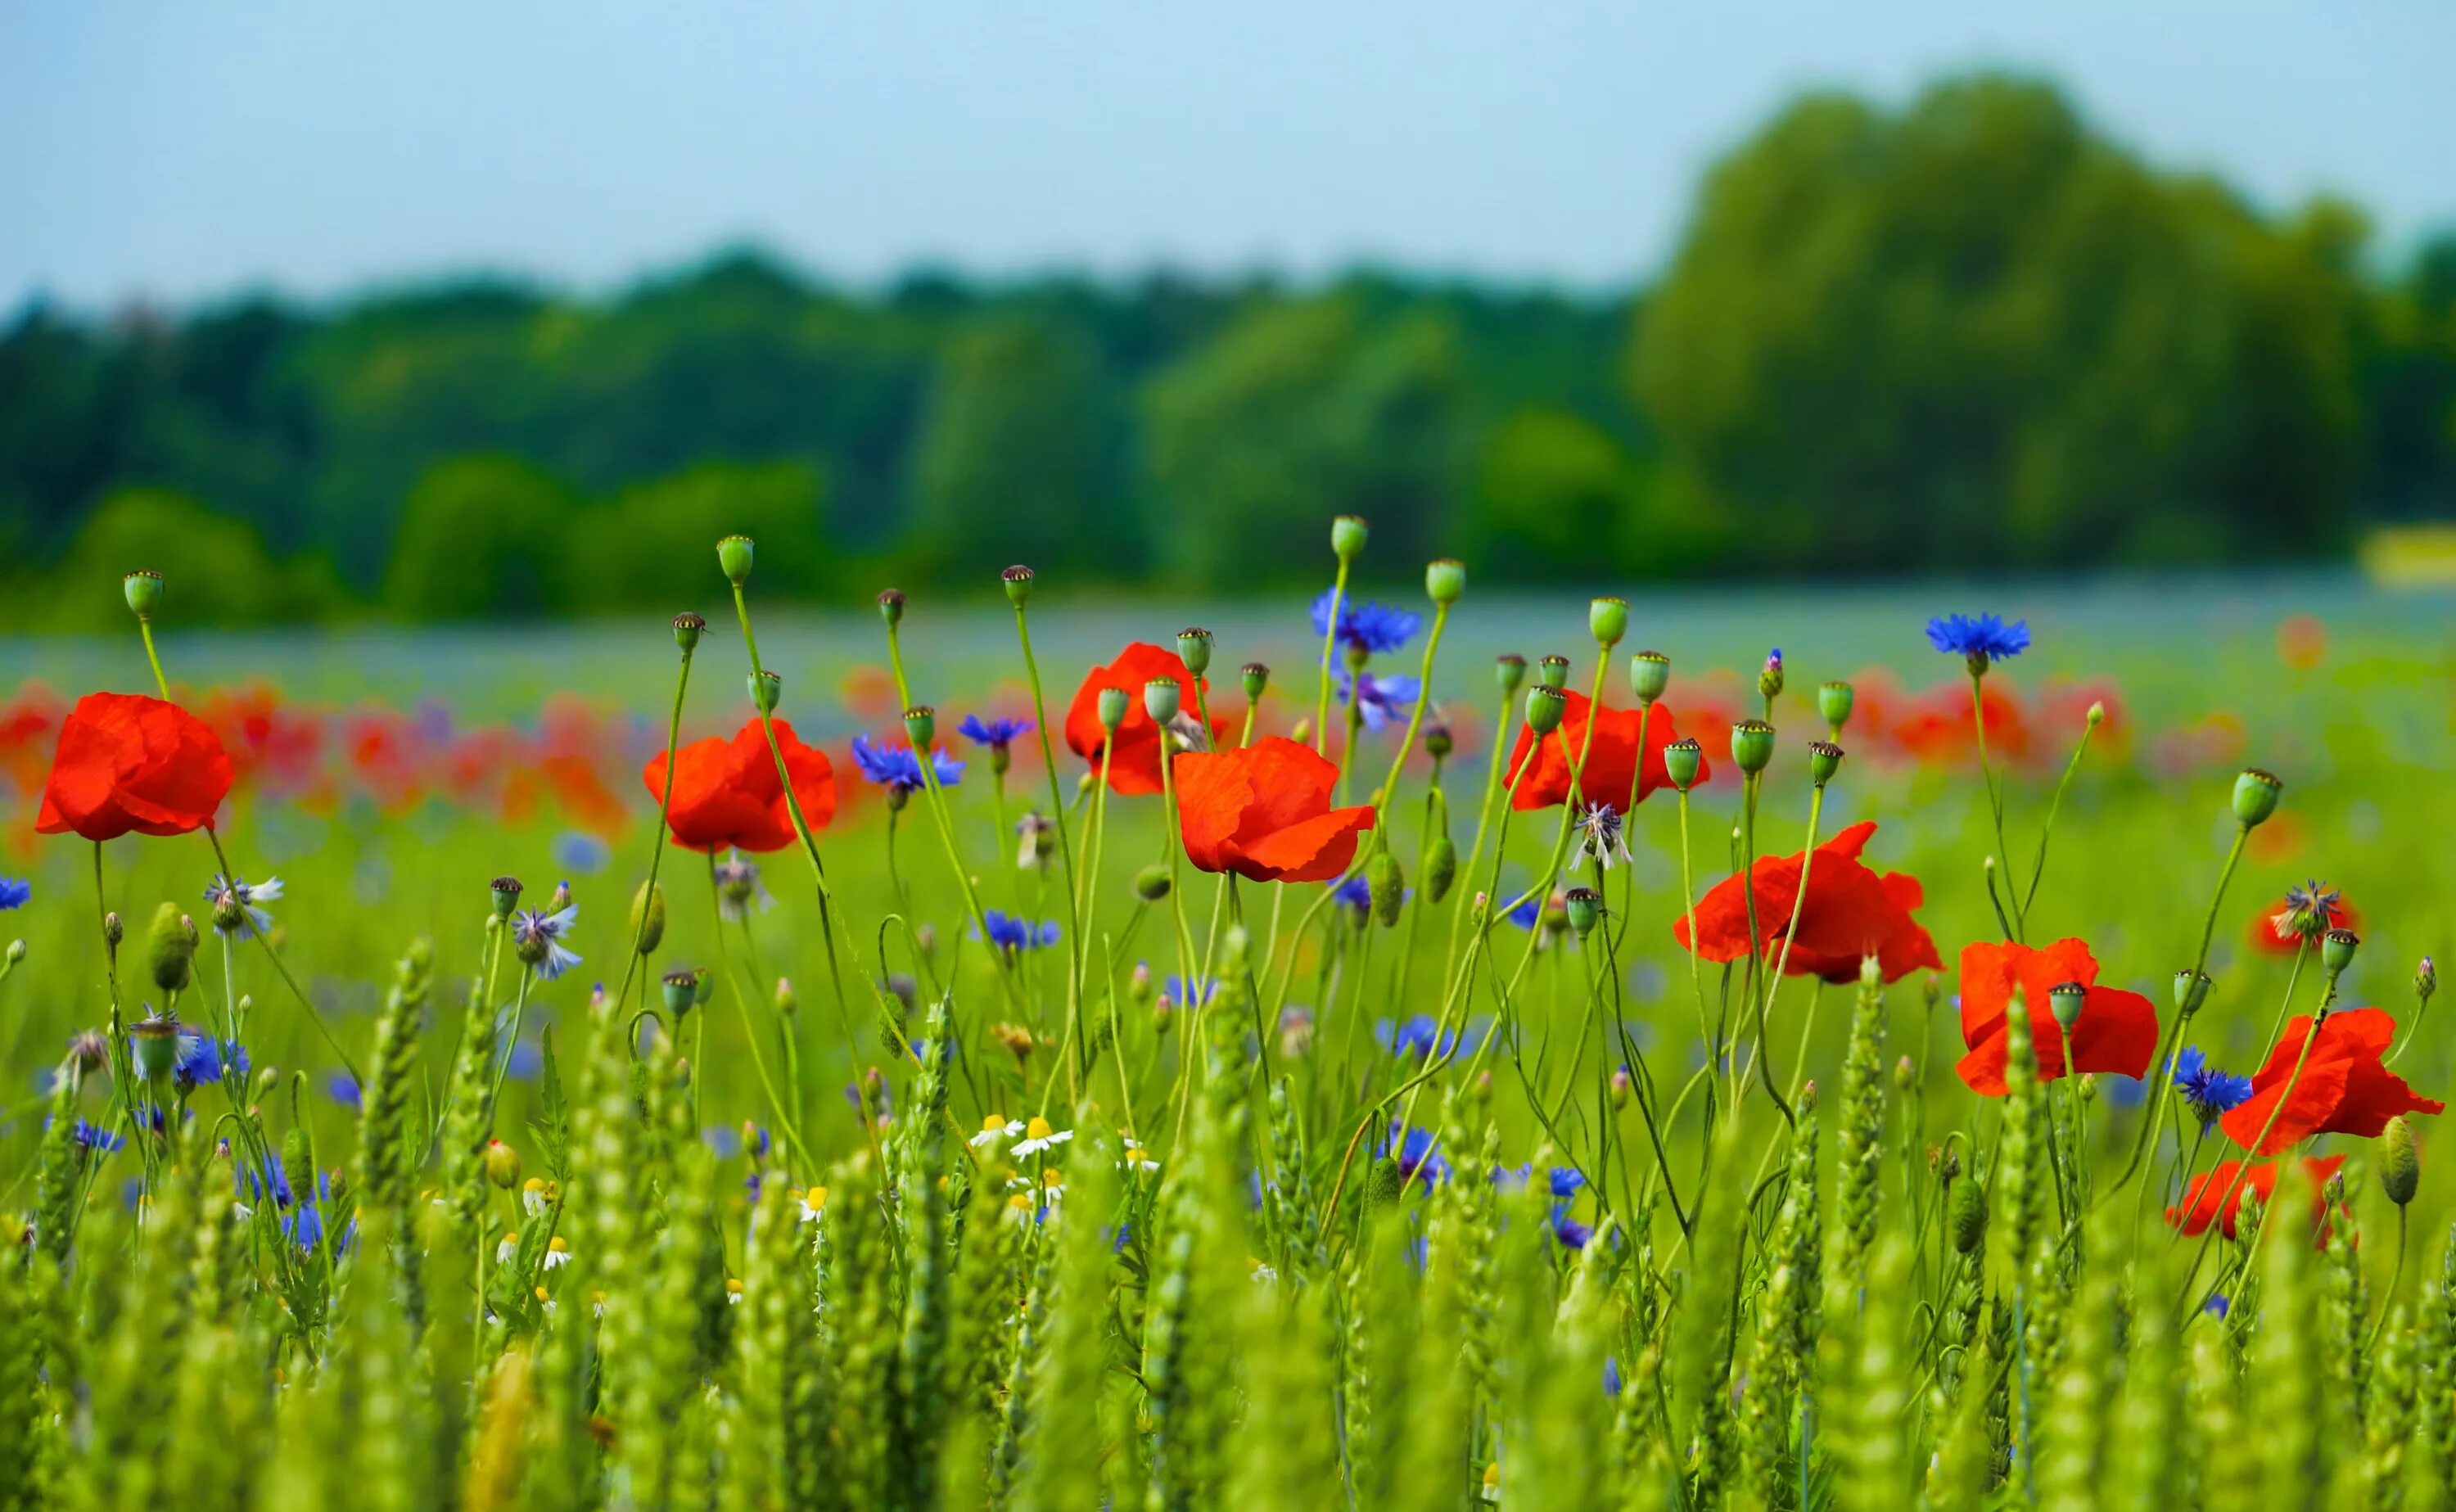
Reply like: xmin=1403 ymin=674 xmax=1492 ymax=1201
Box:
xmin=2218 ymin=1007 xmax=2444 ymax=1154
xmin=2166 ymin=1153 xmax=2345 ymax=1239
xmin=642 ymin=718 xmax=837 ymax=854
xmin=1174 ymin=735 xmax=1376 ymax=884
xmin=1503 ymin=690 xmax=1707 ymax=812
xmin=1063 ymin=643 xmax=1226 ymax=797
xmin=1671 ymin=820 xmax=1939 ymax=984
xmin=2244 ymin=887 xmax=2363 ymax=957
xmin=1953 ymin=938 xmax=2160 ymax=1095
xmin=36 ymin=692 xmax=234 ymax=841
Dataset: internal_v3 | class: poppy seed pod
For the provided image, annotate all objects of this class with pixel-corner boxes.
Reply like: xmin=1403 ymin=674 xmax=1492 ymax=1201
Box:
xmin=1949 ymin=1176 xmax=1988 ymax=1255
xmin=484 ymin=1140 xmax=522 ymax=1189
xmin=671 ymin=612 xmax=705 ymax=653
xmin=1537 ymin=654 xmax=1571 ymax=691
xmin=1176 ymin=628 xmax=1214 ymax=677
xmin=490 ymin=876 xmax=524 ymax=918
xmin=1629 ymin=650 xmax=1670 ymax=705
xmin=1807 ymin=740 xmax=1844 ymax=788
xmin=1240 ymin=662 xmax=1269 ymax=700
xmin=124 ymin=569 xmax=164 ymax=618
xmin=1142 ymin=678 xmax=1181 ymax=726
xmin=1369 ymin=850 xmax=1404 ymax=928
xmin=1496 ymin=654 xmax=1528 ymax=697
xmin=1731 ymin=720 xmax=1777 ymax=775
xmin=1422 ymin=722 xmax=1453 ymax=761
xmin=661 ymin=968 xmax=698 ymax=1017
xmin=2323 ymin=928 xmax=2360 ymax=976
xmin=749 ymin=670 xmax=781 ymax=715
xmin=903 ymin=706 xmax=936 ymax=751
xmin=1588 ymin=596 xmax=1628 ymax=649
xmin=129 ymin=1015 xmax=180 ymax=1082
xmin=1425 ymin=557 xmax=1465 ymax=605
xmin=1818 ymin=680 xmax=1854 ymax=733
xmin=1001 ymin=565 xmax=1033 ymax=606
xmin=1097 ymin=685 xmax=1130 ymax=732
xmin=1524 ymin=686 xmax=1567 ymax=738
xmin=1134 ymin=864 xmax=1172 ymax=902
xmin=2048 ymin=980 xmax=2088 ymax=1031
xmin=630 ymin=882 xmax=666 ymax=955
xmin=1330 ymin=515 xmax=1369 ymax=562
xmin=1664 ymin=737 xmax=1704 ymax=792
xmin=2383 ymin=1116 xmax=2420 ymax=1206
xmin=878 ymin=588 xmax=907 ymax=625
xmin=1425 ymin=835 xmax=1457 ymax=903
xmin=147 ymin=902 xmax=197 ymax=994
xmin=716 ymin=535 xmax=755 ymax=586
xmin=2173 ymin=968 xmax=2212 ymax=1017
xmin=2233 ymin=767 xmax=2283 ymax=828
xmin=1564 ymin=887 xmax=1602 ymax=937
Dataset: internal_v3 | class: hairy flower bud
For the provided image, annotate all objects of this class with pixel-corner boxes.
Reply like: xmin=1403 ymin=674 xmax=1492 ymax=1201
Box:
xmin=484 ymin=1139 xmax=522 ymax=1189
xmin=147 ymin=901 xmax=198 ymax=995
xmin=1949 ymin=1176 xmax=1988 ymax=1255
xmin=630 ymin=881 xmax=666 ymax=955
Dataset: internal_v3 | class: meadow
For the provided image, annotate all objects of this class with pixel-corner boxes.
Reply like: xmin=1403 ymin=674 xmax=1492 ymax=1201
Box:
xmin=1 ymin=533 xmax=2453 ymax=1511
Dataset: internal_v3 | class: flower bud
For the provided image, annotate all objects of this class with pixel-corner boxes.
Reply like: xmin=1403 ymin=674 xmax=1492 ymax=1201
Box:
xmin=661 ymin=968 xmax=700 ymax=1018
xmin=1176 ymin=628 xmax=1214 ymax=677
xmin=716 ymin=535 xmax=755 ymax=585
xmin=774 ymin=977 xmax=797 ymax=1018
xmin=1240 ymin=662 xmax=1269 ymax=700
xmin=147 ymin=901 xmax=198 ymax=995
xmin=749 ymin=670 xmax=782 ymax=714
xmin=1892 ymin=1054 xmax=1916 ymax=1094
xmin=1143 ymin=678 xmax=1181 ymax=726
xmin=2382 ymin=1116 xmax=2420 ymax=1206
xmin=1495 ymin=654 xmax=1527 ymax=697
xmin=103 ymin=911 xmax=124 ymax=951
xmin=2232 ymin=767 xmax=2282 ymax=828
xmin=903 ymin=705 xmax=937 ymax=751
xmin=1330 ymin=515 xmax=1368 ymax=562
xmin=124 ymin=569 xmax=164 ymax=619
xmin=630 ymin=882 xmax=666 ymax=955
xmin=1949 ymin=1176 xmax=1988 ymax=1255
xmin=2173 ymin=968 xmax=2211 ymax=1017
xmin=1664 ymin=737 xmax=1704 ymax=792
xmin=1610 ymin=1065 xmax=1632 ymax=1108
xmin=2323 ymin=928 xmax=2359 ymax=977
xmin=5 ymin=940 xmax=23 ymax=966
xmin=1588 ymin=596 xmax=1628 ymax=649
xmin=1525 ymin=686 xmax=1566 ymax=738
xmin=1134 ymin=864 xmax=1172 ymax=902
xmin=1097 ymin=685 xmax=1130 ymax=732
xmin=2418 ymin=956 xmax=2437 ymax=1005
xmin=1807 ymin=740 xmax=1843 ymax=788
xmin=1731 ymin=720 xmax=1776 ymax=775
xmin=2048 ymin=980 xmax=2088 ymax=1032
xmin=1757 ymin=648 xmax=1784 ymax=702
xmin=671 ymin=612 xmax=705 ymax=653
xmin=1817 ymin=679 xmax=1854 ymax=733
xmin=1369 ymin=851 xmax=1404 ymax=928
xmin=1564 ymin=887 xmax=1602 ymax=937
xmin=1536 ymin=654 xmax=1570 ymax=691
xmin=1151 ymin=995 xmax=1173 ymax=1033
xmin=1424 ymin=836 xmax=1457 ymax=903
xmin=1629 ymin=650 xmax=1670 ymax=704
xmin=490 ymin=876 xmax=524 ymax=918
xmin=129 ymin=1014 xmax=180 ymax=1082
xmin=878 ymin=588 xmax=907 ymax=625
xmin=1425 ymin=557 xmax=1465 ymax=605
xmin=1128 ymin=961 xmax=1153 ymax=1005
xmin=484 ymin=1139 xmax=522 ymax=1189
xmin=1000 ymin=565 xmax=1033 ymax=607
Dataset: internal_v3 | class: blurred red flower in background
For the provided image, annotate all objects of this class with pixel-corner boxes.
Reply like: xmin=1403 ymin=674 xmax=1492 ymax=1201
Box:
xmin=1503 ymin=690 xmax=1705 ymax=812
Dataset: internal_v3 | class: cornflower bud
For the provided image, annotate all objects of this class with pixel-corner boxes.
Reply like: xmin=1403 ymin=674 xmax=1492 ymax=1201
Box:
xmin=1240 ymin=661 xmax=1269 ymax=700
xmin=1588 ymin=596 xmax=1628 ymax=649
xmin=103 ymin=911 xmax=124 ymax=951
xmin=2232 ymin=767 xmax=2282 ymax=828
xmin=1142 ymin=678 xmax=1181 ymax=725
xmin=1609 ymin=1065 xmax=1632 ymax=1108
xmin=1423 ymin=723 xmax=1452 ymax=761
xmin=1495 ymin=654 xmax=1527 ymax=697
xmin=1731 ymin=719 xmax=1776 ymax=775
xmin=671 ymin=612 xmax=705 ymax=653
xmin=2418 ymin=955 xmax=2437 ymax=1006
xmin=774 ymin=977 xmax=797 ymax=1018
xmin=1330 ymin=515 xmax=1368 ymax=562
xmin=1664 ymin=737 xmax=1703 ymax=792
xmin=1757 ymin=648 xmax=1784 ymax=701
xmin=1176 ymin=627 xmax=1213 ymax=677
xmin=1629 ymin=650 xmax=1670 ymax=704
xmin=1001 ymin=565 xmax=1033 ymax=607
xmin=878 ymin=588 xmax=907 ymax=625
xmin=716 ymin=535 xmax=755 ymax=585
xmin=124 ymin=568 xmax=164 ymax=618
xmin=1425 ymin=557 xmax=1465 ymax=605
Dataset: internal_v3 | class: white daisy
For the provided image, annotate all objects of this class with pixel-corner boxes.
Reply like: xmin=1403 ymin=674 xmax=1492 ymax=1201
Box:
xmin=970 ymin=1113 xmax=1024 ymax=1149
xmin=1012 ymin=1117 xmax=1073 ymax=1157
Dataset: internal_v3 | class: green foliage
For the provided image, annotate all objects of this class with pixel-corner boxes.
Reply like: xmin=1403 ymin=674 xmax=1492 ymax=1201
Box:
xmin=386 ymin=455 xmax=579 ymax=619
xmin=41 ymin=487 xmax=345 ymax=627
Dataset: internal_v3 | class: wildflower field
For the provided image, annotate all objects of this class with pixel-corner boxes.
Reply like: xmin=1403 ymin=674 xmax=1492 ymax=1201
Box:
xmin=4 ymin=529 xmax=2456 ymax=1512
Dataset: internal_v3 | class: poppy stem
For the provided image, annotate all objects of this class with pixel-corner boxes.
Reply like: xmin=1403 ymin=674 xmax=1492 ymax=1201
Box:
xmin=1967 ymin=670 xmax=2025 ymax=943
xmin=2104 ymin=823 xmax=2247 ymax=1203
xmin=1442 ymin=682 xmax=1519 ymax=986
xmin=1010 ymin=601 xmax=1088 ymax=1026
xmin=1313 ymin=561 xmax=1351 ymax=758
xmin=704 ymin=850 xmax=825 ymax=1173
xmin=485 ymin=964 xmax=535 ymax=1126
xmin=1071 ymin=742 xmax=1117 ymax=1081
xmin=613 ymin=639 xmax=694 ymax=1017
xmin=2019 ymin=713 xmax=2098 ymax=918
xmin=199 ymin=826 xmax=362 ymax=1086
xmin=1737 ymin=772 xmax=1796 ymax=1131
xmin=2366 ymin=1204 xmax=2409 ymax=1352
xmin=2172 ymin=1005 xmax=2331 ymax=1316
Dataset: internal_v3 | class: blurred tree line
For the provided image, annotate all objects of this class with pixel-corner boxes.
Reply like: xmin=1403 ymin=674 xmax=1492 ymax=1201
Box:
xmin=3 ymin=74 xmax=2454 ymax=625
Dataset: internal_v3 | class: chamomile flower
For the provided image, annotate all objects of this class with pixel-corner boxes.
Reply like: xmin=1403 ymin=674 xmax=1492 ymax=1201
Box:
xmin=1013 ymin=1117 xmax=1073 ymax=1156
xmin=496 ymin=1231 xmax=519 ymax=1264
xmin=971 ymin=1114 xmax=1025 ymax=1149
xmin=726 ymin=1278 xmax=744 ymax=1306
xmin=542 ymin=1235 xmax=572 ymax=1270
xmin=798 ymin=1185 xmax=829 ymax=1224
xmin=521 ymin=1176 xmax=553 ymax=1217
xmin=1118 ymin=1134 xmax=1160 ymax=1174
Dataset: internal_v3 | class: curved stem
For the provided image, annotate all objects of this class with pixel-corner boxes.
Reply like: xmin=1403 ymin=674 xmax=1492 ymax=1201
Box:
xmin=615 ymin=645 xmax=694 ymax=1013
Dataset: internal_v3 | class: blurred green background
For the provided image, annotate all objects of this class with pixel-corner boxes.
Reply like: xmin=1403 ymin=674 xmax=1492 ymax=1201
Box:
xmin=6 ymin=74 xmax=2454 ymax=626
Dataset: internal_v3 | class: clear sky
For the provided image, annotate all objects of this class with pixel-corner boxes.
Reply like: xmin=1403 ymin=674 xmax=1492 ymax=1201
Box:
xmin=4 ymin=2 xmax=2449 ymax=310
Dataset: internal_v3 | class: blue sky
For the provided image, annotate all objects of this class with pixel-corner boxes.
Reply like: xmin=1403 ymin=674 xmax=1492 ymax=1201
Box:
xmin=4 ymin=2 xmax=2449 ymax=309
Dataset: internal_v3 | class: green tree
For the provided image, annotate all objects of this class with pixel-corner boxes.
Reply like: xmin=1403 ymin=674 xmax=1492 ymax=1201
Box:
xmin=570 ymin=459 xmax=833 ymax=612
xmin=1632 ymin=74 xmax=2366 ymax=572
xmin=1470 ymin=408 xmax=1726 ymax=580
xmin=43 ymin=487 xmax=343 ymax=629
xmin=910 ymin=317 xmax=1115 ymax=578
xmin=385 ymin=455 xmax=577 ymax=620
xmin=1142 ymin=294 xmax=1464 ymax=588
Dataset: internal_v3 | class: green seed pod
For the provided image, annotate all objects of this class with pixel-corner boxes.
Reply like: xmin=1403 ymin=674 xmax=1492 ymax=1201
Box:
xmin=2173 ymin=968 xmax=2212 ymax=1017
xmin=1629 ymin=649 xmax=1670 ymax=704
xmin=1495 ymin=654 xmax=1527 ymax=697
xmin=2233 ymin=767 xmax=2282 ymax=828
xmin=878 ymin=587 xmax=907 ymax=625
xmin=490 ymin=875 xmax=524 ymax=918
xmin=1330 ymin=514 xmax=1369 ymax=562
xmin=1176 ymin=627 xmax=1214 ymax=677
xmin=147 ymin=901 xmax=197 ymax=994
xmin=1818 ymin=679 xmax=1855 ymax=733
xmin=749 ymin=670 xmax=782 ymax=714
xmin=630 ymin=881 xmax=666 ymax=955
xmin=1536 ymin=654 xmax=1570 ymax=691
xmin=1424 ymin=835 xmax=1457 ymax=903
xmin=1664 ymin=737 xmax=1704 ymax=792
xmin=670 ymin=611 xmax=705 ymax=653
xmin=1240 ymin=661 xmax=1269 ymax=700
xmin=1135 ymin=864 xmax=1172 ymax=902
xmin=1563 ymin=887 xmax=1602 ymax=937
xmin=2322 ymin=928 xmax=2359 ymax=977
xmin=1949 ymin=1176 xmax=1988 ymax=1255
xmin=1425 ymin=557 xmax=1465 ymax=605
xmin=1731 ymin=719 xmax=1776 ymax=775
xmin=1588 ymin=595 xmax=1628 ymax=649
xmin=484 ymin=1139 xmax=522 ymax=1189
xmin=129 ymin=1014 xmax=180 ymax=1082
xmin=716 ymin=534 xmax=756 ymax=585
xmin=1807 ymin=739 xmax=1844 ymax=788
xmin=1525 ymin=685 xmax=1567 ymax=738
xmin=1142 ymin=677 xmax=1181 ymax=726
xmin=902 ymin=705 xmax=936 ymax=751
xmin=2382 ymin=1116 xmax=2419 ymax=1206
xmin=1097 ymin=684 xmax=1130 ymax=731
xmin=1423 ymin=723 xmax=1452 ymax=761
xmin=1000 ymin=564 xmax=1033 ymax=606
xmin=124 ymin=568 xmax=164 ymax=618
xmin=2049 ymin=980 xmax=2088 ymax=1032
xmin=1369 ymin=851 xmax=1404 ymax=928
xmin=661 ymin=968 xmax=698 ymax=1018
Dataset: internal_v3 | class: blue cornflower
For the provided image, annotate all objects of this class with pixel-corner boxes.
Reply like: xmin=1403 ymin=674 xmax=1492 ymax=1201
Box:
xmin=501 ymin=1038 xmax=544 ymax=1081
xmin=65 ymin=1117 xmax=124 ymax=1155
xmin=553 ymin=830 xmax=611 ymax=875
xmin=2173 ymin=1046 xmax=2254 ymax=1126
xmin=2204 ymin=1293 xmax=2229 ymax=1320
xmin=1504 ymin=894 xmax=1542 ymax=929
xmin=511 ymin=902 xmax=582 ymax=980
xmin=1603 ymin=1356 xmax=1624 ymax=1397
xmin=1374 ymin=1014 xmax=1456 ymax=1058
xmin=982 ymin=909 xmax=1061 ymax=953
xmin=1377 ymin=1121 xmax=1450 ymax=1187
xmin=957 ymin=715 xmax=1035 ymax=751
xmin=1335 ymin=671 xmax=1421 ymax=733
xmin=851 ymin=734 xmax=964 ymax=796
xmin=1926 ymin=613 xmax=2030 ymax=666
xmin=1330 ymin=873 xmax=1373 ymax=918
xmin=202 ymin=873 xmax=283 ymax=937
xmin=176 ymin=1035 xmax=250 ymax=1087
xmin=1163 ymin=974 xmax=1217 ymax=1006
xmin=1492 ymin=1164 xmax=1585 ymax=1198
xmin=326 ymin=1072 xmax=362 ymax=1110
xmin=703 ymin=1125 xmax=744 ymax=1159
xmin=0 ymin=876 xmax=29 ymax=909
xmin=1551 ymin=1204 xmax=1594 ymax=1249
xmin=1311 ymin=589 xmax=1421 ymax=657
